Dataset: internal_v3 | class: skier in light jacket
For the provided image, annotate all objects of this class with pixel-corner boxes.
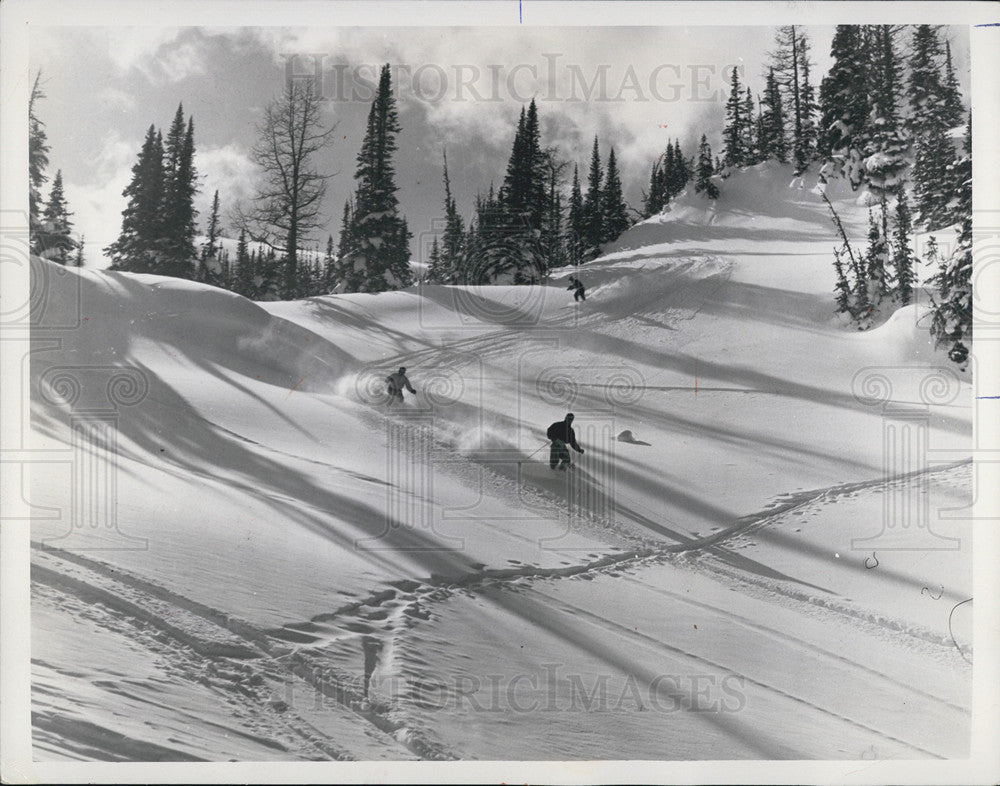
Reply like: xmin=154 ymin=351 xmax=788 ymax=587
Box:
xmin=386 ymin=366 xmax=417 ymax=407
xmin=546 ymin=412 xmax=584 ymax=470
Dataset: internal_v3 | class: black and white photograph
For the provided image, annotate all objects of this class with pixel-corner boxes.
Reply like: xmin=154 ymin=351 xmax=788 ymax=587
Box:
xmin=1 ymin=1 xmax=998 ymax=783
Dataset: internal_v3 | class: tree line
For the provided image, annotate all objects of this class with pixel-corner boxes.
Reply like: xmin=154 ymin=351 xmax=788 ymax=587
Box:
xmin=708 ymin=24 xmax=970 ymax=367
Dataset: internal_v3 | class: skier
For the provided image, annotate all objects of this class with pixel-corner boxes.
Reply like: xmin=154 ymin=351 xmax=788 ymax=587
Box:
xmin=567 ymin=276 xmax=586 ymax=302
xmin=546 ymin=412 xmax=585 ymax=470
xmin=386 ymin=366 xmax=417 ymax=407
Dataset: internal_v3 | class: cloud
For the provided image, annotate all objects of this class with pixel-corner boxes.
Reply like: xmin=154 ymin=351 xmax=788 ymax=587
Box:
xmin=195 ymin=144 xmax=259 ymax=236
xmin=62 ymin=130 xmax=138 ymax=267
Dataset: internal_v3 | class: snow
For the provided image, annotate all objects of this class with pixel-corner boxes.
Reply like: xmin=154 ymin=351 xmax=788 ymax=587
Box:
xmin=28 ymin=161 xmax=973 ymax=763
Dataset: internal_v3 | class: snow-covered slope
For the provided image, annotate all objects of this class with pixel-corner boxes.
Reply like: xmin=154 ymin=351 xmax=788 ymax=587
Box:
xmin=29 ymin=162 xmax=972 ymax=762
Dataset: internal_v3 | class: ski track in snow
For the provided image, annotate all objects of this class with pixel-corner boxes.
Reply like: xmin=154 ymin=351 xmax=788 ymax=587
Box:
xmin=30 ymin=456 xmax=970 ymax=760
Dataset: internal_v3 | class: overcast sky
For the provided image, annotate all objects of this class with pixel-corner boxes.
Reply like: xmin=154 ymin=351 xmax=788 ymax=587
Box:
xmin=29 ymin=24 xmax=970 ymax=268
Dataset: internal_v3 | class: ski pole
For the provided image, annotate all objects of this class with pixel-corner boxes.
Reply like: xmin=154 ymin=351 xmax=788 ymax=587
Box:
xmin=525 ymin=441 xmax=550 ymax=459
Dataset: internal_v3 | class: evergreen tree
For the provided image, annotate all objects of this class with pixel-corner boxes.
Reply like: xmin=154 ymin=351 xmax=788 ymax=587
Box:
xmin=582 ymin=136 xmax=604 ymax=258
xmin=542 ymin=151 xmax=568 ymax=270
xmin=339 ymin=65 xmax=413 ymax=292
xmin=941 ymin=40 xmax=965 ymax=127
xmin=323 ymin=234 xmax=336 ymax=291
xmin=337 ymin=199 xmax=355 ymax=264
xmin=907 ymin=25 xmax=955 ymax=230
xmin=860 ymin=200 xmax=891 ymax=323
xmin=863 ymin=26 xmax=909 ymax=198
xmin=770 ymin=26 xmax=812 ymax=172
xmin=741 ymin=88 xmax=760 ymax=164
xmin=694 ymin=135 xmax=719 ymax=199
xmin=891 ymin=189 xmax=916 ymax=306
xmin=106 ymin=125 xmax=166 ymax=272
xmin=819 ymin=25 xmax=871 ymax=187
xmin=600 ymin=148 xmax=630 ymax=243
xmin=161 ymin=105 xmax=199 ymax=277
xmin=200 ymin=189 xmax=222 ymax=281
xmin=799 ymin=52 xmax=818 ymax=166
xmin=930 ymin=114 xmax=972 ymax=368
xmin=723 ymin=66 xmax=745 ymax=167
xmin=29 ymin=72 xmax=50 ymax=256
xmin=74 ymin=236 xmax=85 ymax=267
xmin=440 ymin=150 xmax=466 ymax=282
xmin=566 ymin=164 xmax=585 ymax=266
xmin=39 ymin=170 xmax=76 ymax=264
xmin=906 ymin=25 xmax=946 ymax=138
xmin=760 ymin=68 xmax=788 ymax=163
xmin=234 ymin=228 xmax=254 ymax=296
xmin=425 ymin=235 xmax=446 ymax=284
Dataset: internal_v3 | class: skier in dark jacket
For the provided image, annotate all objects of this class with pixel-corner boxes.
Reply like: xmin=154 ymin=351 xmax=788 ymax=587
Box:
xmin=546 ymin=412 xmax=584 ymax=470
xmin=567 ymin=276 xmax=586 ymax=302
xmin=386 ymin=366 xmax=417 ymax=407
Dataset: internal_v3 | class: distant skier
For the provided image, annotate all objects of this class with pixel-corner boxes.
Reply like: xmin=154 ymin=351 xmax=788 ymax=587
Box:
xmin=546 ymin=412 xmax=584 ymax=470
xmin=386 ymin=366 xmax=417 ymax=407
xmin=567 ymin=276 xmax=586 ymax=302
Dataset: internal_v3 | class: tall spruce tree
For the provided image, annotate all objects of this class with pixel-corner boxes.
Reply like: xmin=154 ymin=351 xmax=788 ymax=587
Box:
xmin=930 ymin=114 xmax=972 ymax=368
xmin=106 ymin=125 xmax=165 ymax=272
xmin=907 ymin=25 xmax=955 ymax=230
xmin=760 ymin=68 xmax=788 ymax=163
xmin=891 ymin=189 xmax=916 ymax=306
xmin=582 ymin=137 xmax=604 ymax=258
xmin=600 ymin=148 xmax=630 ymax=242
xmin=941 ymin=40 xmax=965 ymax=127
xmin=29 ymin=72 xmax=50 ymax=256
xmin=742 ymin=88 xmax=760 ymax=164
xmin=694 ymin=135 xmax=719 ymax=199
xmin=863 ymin=26 xmax=909 ymax=198
xmin=161 ymin=105 xmax=198 ymax=277
xmin=819 ymin=25 xmax=871 ymax=187
xmin=339 ymin=65 xmax=412 ymax=292
xmin=440 ymin=151 xmax=466 ymax=282
xmin=770 ymin=26 xmax=812 ymax=172
xmin=723 ymin=67 xmax=745 ymax=167
xmin=39 ymin=170 xmax=76 ymax=264
xmin=200 ymin=189 xmax=222 ymax=281
xmin=566 ymin=164 xmax=585 ymax=266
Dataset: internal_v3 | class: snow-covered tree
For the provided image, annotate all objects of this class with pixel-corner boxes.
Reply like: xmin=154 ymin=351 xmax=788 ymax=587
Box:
xmin=819 ymin=25 xmax=871 ymax=188
xmin=891 ymin=189 xmax=917 ymax=306
xmin=929 ymin=115 xmax=972 ymax=368
xmin=694 ymin=135 xmax=719 ymax=200
xmin=941 ymin=40 xmax=965 ymax=127
xmin=863 ymin=26 xmax=909 ymax=199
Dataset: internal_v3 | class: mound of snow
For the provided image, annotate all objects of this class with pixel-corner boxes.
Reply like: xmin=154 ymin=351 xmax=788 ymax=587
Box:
xmin=605 ymin=161 xmax=868 ymax=255
xmin=32 ymin=256 xmax=351 ymax=393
